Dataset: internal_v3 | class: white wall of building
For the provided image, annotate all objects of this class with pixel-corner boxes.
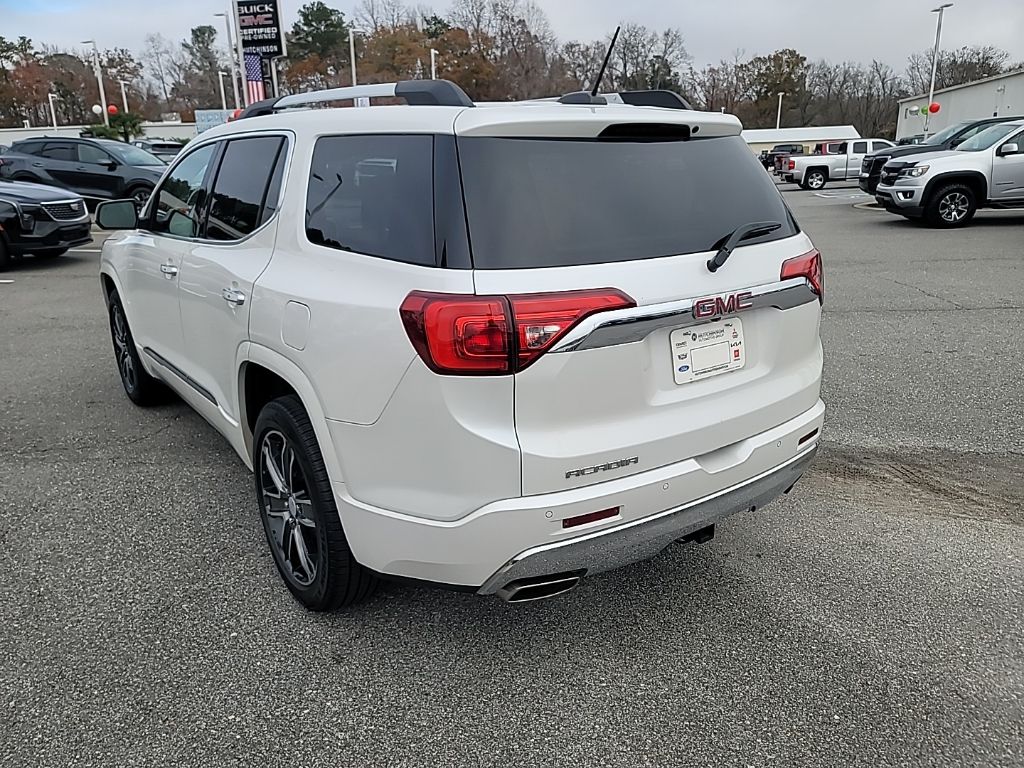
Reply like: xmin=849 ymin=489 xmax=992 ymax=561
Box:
xmin=896 ymin=70 xmax=1024 ymax=140
xmin=0 ymin=121 xmax=197 ymax=146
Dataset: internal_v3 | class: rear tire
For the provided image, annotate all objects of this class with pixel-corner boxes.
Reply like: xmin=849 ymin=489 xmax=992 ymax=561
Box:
xmin=802 ymin=170 xmax=827 ymax=190
xmin=254 ymin=395 xmax=378 ymax=611
xmin=924 ymin=183 xmax=976 ymax=228
xmin=0 ymin=240 xmax=10 ymax=272
xmin=106 ymin=291 xmax=167 ymax=406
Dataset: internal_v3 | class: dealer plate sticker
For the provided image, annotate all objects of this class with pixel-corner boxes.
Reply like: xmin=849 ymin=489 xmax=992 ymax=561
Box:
xmin=670 ymin=318 xmax=745 ymax=385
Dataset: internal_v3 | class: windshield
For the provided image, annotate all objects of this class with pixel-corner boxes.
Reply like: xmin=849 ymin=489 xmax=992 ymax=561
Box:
xmin=457 ymin=135 xmax=798 ymax=269
xmin=956 ymin=123 xmax=1022 ymax=152
xmin=924 ymin=122 xmax=970 ymax=146
xmin=103 ymin=143 xmax=165 ymax=166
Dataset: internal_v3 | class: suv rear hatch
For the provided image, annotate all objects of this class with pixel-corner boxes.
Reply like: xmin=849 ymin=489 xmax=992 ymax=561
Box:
xmin=453 ymin=107 xmax=823 ymax=496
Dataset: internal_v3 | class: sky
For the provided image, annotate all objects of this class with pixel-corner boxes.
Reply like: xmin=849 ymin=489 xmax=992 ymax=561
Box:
xmin=3 ymin=0 xmax=1024 ymax=72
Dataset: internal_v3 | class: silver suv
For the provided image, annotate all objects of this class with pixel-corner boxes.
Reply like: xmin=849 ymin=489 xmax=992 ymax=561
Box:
xmin=875 ymin=119 xmax=1024 ymax=227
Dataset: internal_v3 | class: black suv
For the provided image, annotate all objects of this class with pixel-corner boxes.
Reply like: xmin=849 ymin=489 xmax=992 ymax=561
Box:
xmin=0 ymin=137 xmax=166 ymax=207
xmin=859 ymin=116 xmax=1024 ymax=193
xmin=0 ymin=180 xmax=91 ymax=270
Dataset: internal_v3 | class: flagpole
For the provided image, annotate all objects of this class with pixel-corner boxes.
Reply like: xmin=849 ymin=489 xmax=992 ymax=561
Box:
xmin=232 ymin=0 xmax=249 ymax=106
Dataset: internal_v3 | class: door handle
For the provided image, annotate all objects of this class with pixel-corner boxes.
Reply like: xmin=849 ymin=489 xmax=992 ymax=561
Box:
xmin=221 ymin=287 xmax=246 ymax=306
xmin=31 ymin=162 xmax=44 ymax=167
xmin=160 ymin=263 xmax=178 ymax=277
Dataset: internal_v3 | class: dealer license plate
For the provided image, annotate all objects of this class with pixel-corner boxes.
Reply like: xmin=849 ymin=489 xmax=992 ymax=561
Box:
xmin=670 ymin=318 xmax=745 ymax=385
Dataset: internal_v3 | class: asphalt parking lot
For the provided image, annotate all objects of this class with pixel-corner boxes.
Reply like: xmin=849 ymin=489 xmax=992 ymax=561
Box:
xmin=1 ymin=190 xmax=1021 ymax=767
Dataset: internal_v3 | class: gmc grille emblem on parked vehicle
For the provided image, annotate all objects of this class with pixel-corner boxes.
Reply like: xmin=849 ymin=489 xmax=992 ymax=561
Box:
xmin=692 ymin=291 xmax=754 ymax=320
xmin=565 ymin=457 xmax=639 ymax=479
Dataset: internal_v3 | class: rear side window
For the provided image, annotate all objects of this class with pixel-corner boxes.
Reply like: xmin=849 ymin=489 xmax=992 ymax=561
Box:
xmin=852 ymin=141 xmax=868 ymax=153
xmin=205 ymin=136 xmax=285 ymax=241
xmin=457 ymin=135 xmax=798 ymax=270
xmin=12 ymin=141 xmax=44 ymax=156
xmin=305 ymin=134 xmax=434 ymax=266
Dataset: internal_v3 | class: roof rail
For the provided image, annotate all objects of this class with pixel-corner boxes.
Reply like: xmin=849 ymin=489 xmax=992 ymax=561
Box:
xmin=236 ymin=79 xmax=474 ymax=119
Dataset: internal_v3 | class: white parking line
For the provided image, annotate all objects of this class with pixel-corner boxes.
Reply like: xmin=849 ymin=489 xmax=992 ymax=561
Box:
xmin=72 ymin=248 xmax=103 ymax=253
xmin=0 ymin=279 xmax=14 ymax=284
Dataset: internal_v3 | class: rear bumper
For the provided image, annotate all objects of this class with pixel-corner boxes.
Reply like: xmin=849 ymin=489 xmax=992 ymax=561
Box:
xmin=334 ymin=399 xmax=825 ymax=590
xmin=479 ymin=442 xmax=817 ymax=596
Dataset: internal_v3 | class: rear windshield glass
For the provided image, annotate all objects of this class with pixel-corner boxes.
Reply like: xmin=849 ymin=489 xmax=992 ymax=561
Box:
xmin=457 ymin=135 xmax=797 ymax=269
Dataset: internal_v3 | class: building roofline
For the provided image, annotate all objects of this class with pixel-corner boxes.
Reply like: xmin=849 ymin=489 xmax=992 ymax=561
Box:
xmin=899 ymin=68 xmax=1024 ymax=104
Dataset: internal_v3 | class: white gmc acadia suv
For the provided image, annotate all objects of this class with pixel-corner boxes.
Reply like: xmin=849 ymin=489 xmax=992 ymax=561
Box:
xmin=96 ymin=80 xmax=825 ymax=610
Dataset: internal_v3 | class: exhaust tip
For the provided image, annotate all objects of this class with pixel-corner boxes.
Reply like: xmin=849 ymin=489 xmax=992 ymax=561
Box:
xmin=496 ymin=571 xmax=584 ymax=603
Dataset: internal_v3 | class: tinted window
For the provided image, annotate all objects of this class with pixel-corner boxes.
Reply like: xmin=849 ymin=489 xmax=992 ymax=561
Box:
xmin=40 ymin=143 xmax=76 ymax=161
xmin=852 ymin=141 xmax=868 ymax=153
xmin=150 ymin=144 xmax=216 ymax=238
xmin=78 ymin=143 xmax=112 ymax=164
xmin=205 ymin=136 xmax=285 ymax=241
xmin=871 ymin=141 xmax=891 ymax=152
xmin=458 ymin=135 xmax=798 ymax=270
xmin=12 ymin=141 xmax=45 ymax=156
xmin=260 ymin=144 xmax=287 ymax=226
xmin=305 ymin=135 xmax=434 ymax=265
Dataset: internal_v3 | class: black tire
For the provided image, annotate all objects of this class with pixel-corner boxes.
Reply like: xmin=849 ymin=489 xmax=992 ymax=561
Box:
xmin=924 ymin=183 xmax=976 ymax=228
xmin=801 ymin=169 xmax=827 ymax=190
xmin=106 ymin=291 xmax=166 ymax=406
xmin=254 ymin=395 xmax=377 ymax=611
xmin=126 ymin=184 xmax=152 ymax=209
xmin=0 ymin=239 xmax=11 ymax=272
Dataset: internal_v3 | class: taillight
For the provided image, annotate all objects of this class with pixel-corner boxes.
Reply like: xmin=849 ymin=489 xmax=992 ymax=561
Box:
xmin=400 ymin=288 xmax=635 ymax=375
xmin=780 ymin=249 xmax=824 ymax=302
xmin=788 ymin=159 xmax=796 ymax=170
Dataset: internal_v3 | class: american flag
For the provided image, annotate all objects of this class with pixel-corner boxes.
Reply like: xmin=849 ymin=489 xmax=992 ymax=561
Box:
xmin=245 ymin=54 xmax=265 ymax=103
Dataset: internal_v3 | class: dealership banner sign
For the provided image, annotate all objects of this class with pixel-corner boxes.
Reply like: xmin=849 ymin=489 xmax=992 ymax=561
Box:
xmin=237 ymin=1 xmax=285 ymax=58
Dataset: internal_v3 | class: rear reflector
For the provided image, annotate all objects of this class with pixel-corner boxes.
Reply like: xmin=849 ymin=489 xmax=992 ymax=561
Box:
xmin=780 ymin=249 xmax=824 ymax=302
xmin=562 ymin=507 xmax=620 ymax=529
xmin=400 ymin=288 xmax=635 ymax=375
xmin=798 ymin=428 xmax=819 ymax=446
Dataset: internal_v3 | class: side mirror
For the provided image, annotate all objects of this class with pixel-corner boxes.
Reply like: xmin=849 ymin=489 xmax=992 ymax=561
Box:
xmin=102 ymin=159 xmax=118 ymax=170
xmin=95 ymin=199 xmax=138 ymax=230
xmin=997 ymin=143 xmax=1020 ymax=156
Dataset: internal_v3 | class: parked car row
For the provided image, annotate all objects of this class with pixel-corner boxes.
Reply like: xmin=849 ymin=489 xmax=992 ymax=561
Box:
xmin=778 ymin=138 xmax=895 ymax=189
xmin=873 ymin=118 xmax=1024 ymax=228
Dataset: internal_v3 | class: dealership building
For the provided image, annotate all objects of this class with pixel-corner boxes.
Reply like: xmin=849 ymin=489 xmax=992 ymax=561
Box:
xmin=896 ymin=69 xmax=1024 ymax=140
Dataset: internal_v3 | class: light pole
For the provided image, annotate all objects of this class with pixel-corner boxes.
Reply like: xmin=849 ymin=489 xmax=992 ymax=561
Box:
xmin=218 ymin=71 xmax=229 ymax=110
xmin=215 ymin=10 xmax=242 ymax=109
xmin=775 ymin=92 xmax=785 ymax=130
xmin=349 ymin=28 xmax=361 ymax=86
xmin=118 ymin=79 xmax=129 ymax=113
xmin=430 ymin=48 xmax=438 ymax=79
xmin=924 ymin=3 xmax=953 ymax=136
xmin=47 ymin=93 xmax=58 ymax=129
xmin=82 ymin=40 xmax=109 ymax=126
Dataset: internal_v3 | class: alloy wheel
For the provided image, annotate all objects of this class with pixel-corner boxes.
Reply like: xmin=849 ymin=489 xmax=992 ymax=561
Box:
xmin=939 ymin=192 xmax=968 ymax=223
xmin=808 ymin=173 xmax=825 ymax=189
xmin=111 ymin=303 xmax=137 ymax=393
xmin=258 ymin=430 xmax=319 ymax=587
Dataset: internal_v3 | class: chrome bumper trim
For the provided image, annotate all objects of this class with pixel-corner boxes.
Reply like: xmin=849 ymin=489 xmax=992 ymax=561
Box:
xmin=477 ymin=444 xmax=818 ymax=595
xmin=551 ymin=277 xmax=817 ymax=353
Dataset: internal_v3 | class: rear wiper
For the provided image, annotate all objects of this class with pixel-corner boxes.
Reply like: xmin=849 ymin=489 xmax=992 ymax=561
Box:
xmin=706 ymin=221 xmax=782 ymax=273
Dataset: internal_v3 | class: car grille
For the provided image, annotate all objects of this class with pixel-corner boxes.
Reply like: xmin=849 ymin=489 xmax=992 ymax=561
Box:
xmin=41 ymin=200 xmax=86 ymax=221
xmin=880 ymin=169 xmax=900 ymax=186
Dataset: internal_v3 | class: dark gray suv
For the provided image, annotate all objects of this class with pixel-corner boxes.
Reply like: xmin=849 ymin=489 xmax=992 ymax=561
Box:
xmin=0 ymin=137 xmax=165 ymax=207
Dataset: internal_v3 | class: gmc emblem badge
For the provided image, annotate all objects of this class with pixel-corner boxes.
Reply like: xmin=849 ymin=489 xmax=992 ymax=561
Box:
xmin=692 ymin=291 xmax=754 ymax=320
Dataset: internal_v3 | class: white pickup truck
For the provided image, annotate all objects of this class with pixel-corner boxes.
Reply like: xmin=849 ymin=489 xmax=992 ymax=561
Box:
xmin=782 ymin=138 xmax=895 ymax=190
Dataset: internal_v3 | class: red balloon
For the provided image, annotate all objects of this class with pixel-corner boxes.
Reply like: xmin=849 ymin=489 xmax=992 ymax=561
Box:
xmin=928 ymin=102 xmax=940 ymax=114
xmin=107 ymin=104 xmax=119 ymax=115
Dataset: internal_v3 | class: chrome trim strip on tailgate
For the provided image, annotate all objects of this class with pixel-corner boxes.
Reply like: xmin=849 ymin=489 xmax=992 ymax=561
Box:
xmin=551 ymin=277 xmax=817 ymax=353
